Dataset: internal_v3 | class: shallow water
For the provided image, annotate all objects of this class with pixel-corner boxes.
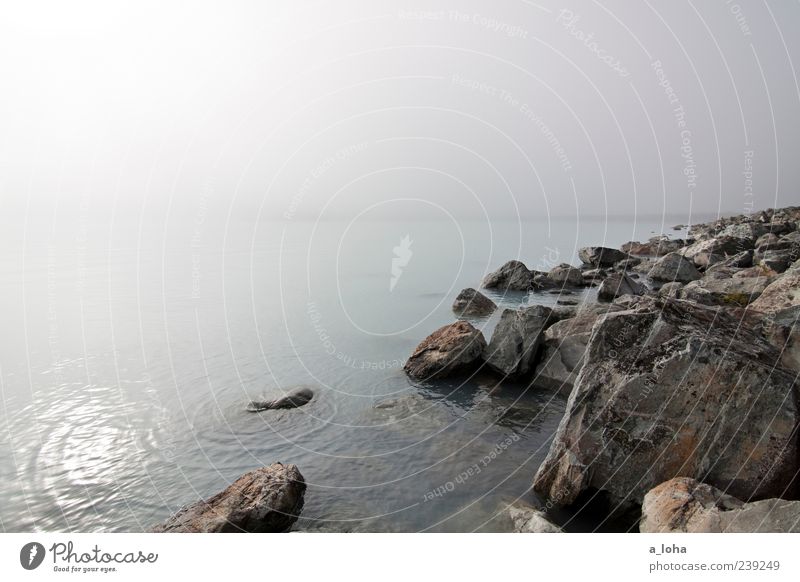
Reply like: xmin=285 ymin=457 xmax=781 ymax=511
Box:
xmin=0 ymin=216 xmax=696 ymax=532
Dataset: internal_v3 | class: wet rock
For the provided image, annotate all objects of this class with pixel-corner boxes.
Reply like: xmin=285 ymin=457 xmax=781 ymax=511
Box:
xmin=508 ymin=504 xmax=563 ymax=533
xmin=647 ymin=252 xmax=701 ymax=283
xmin=597 ymin=273 xmax=646 ymax=303
xmin=533 ymin=298 xmax=799 ymax=508
xmin=547 ymin=264 xmax=584 ymax=287
xmin=248 ymin=386 xmax=314 ymax=412
xmin=404 ymin=321 xmax=487 ymax=380
xmin=153 ymin=464 xmax=306 ymax=533
xmin=749 ymin=273 xmax=800 ymax=314
xmin=452 ymin=288 xmax=497 ymax=317
xmin=579 ymin=247 xmax=627 ymax=268
xmin=482 ymin=260 xmax=533 ymax=291
xmin=483 ymin=306 xmax=553 ymax=377
xmin=641 ymin=477 xmax=800 ymax=533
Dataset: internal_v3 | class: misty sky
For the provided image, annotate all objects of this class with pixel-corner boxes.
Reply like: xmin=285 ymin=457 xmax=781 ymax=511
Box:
xmin=1 ymin=0 xmax=799 ymax=229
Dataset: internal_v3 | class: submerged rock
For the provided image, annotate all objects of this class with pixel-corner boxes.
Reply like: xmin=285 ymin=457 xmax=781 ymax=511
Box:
xmin=647 ymin=252 xmax=701 ymax=283
xmin=404 ymin=321 xmax=487 ymax=380
xmin=452 ymin=287 xmax=497 ymax=317
xmin=641 ymin=477 xmax=800 ymax=533
xmin=533 ymin=298 xmax=799 ymax=508
xmin=483 ymin=306 xmax=552 ymax=377
xmin=248 ymin=386 xmax=314 ymax=412
xmin=482 ymin=260 xmax=532 ymax=291
xmin=508 ymin=504 xmax=563 ymax=533
xmin=153 ymin=464 xmax=306 ymax=533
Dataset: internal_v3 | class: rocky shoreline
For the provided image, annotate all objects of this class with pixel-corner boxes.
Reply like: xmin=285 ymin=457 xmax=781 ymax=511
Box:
xmin=156 ymin=206 xmax=799 ymax=533
xmin=404 ymin=205 xmax=800 ymax=533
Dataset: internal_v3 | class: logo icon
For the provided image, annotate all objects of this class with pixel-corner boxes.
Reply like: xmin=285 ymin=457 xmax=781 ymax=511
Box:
xmin=20 ymin=542 xmax=45 ymax=570
xmin=390 ymin=234 xmax=413 ymax=292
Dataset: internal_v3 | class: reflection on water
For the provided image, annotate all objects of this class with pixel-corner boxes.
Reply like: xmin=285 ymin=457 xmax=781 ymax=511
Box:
xmin=0 ymin=218 xmax=681 ymax=532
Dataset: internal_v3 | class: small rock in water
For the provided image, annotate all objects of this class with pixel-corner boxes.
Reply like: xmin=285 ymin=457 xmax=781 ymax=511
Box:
xmin=452 ymin=287 xmax=497 ymax=316
xmin=248 ymin=386 xmax=314 ymax=412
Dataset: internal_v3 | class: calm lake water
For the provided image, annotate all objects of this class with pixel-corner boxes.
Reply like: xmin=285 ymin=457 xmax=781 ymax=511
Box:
xmin=0 ymin=214 xmax=697 ymax=532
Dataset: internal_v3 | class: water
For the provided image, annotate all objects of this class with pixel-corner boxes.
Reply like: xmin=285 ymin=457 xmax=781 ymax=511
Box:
xmin=0 ymin=215 xmax=694 ymax=532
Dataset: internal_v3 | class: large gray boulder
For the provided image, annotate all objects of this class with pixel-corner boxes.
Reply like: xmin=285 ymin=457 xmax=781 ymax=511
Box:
xmin=641 ymin=477 xmax=800 ymax=533
xmin=647 ymin=252 xmax=701 ymax=283
xmin=547 ymin=264 xmax=584 ymax=287
xmin=533 ymin=298 xmax=799 ymax=508
xmin=404 ymin=321 xmax=487 ymax=380
xmin=597 ymin=272 xmax=646 ymax=302
xmin=483 ymin=306 xmax=552 ymax=377
xmin=533 ymin=304 xmax=624 ymax=394
xmin=678 ymin=276 xmax=771 ymax=307
xmin=452 ymin=288 xmax=497 ymax=317
xmin=482 ymin=260 xmax=532 ymax=291
xmin=153 ymin=464 xmax=306 ymax=532
xmin=748 ymin=273 xmax=800 ymax=314
xmin=680 ymin=236 xmax=752 ymax=266
xmin=579 ymin=246 xmax=627 ymax=268
xmin=621 ymin=237 xmax=685 ymax=257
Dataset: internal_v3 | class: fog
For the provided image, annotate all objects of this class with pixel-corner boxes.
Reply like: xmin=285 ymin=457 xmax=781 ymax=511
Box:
xmin=1 ymin=0 xmax=799 ymax=231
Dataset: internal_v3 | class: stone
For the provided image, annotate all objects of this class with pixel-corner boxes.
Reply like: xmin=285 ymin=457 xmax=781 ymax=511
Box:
xmin=533 ymin=298 xmax=799 ymax=508
xmin=641 ymin=477 xmax=800 ymax=533
xmin=647 ymin=252 xmax=702 ymax=283
xmin=482 ymin=260 xmax=532 ymax=291
xmin=680 ymin=236 xmax=751 ymax=267
xmin=622 ymin=237 xmax=685 ymax=257
xmin=597 ymin=273 xmax=646 ymax=303
xmin=657 ymin=282 xmax=683 ymax=298
xmin=508 ymin=504 xmax=563 ymax=533
xmin=678 ymin=276 xmax=771 ymax=307
xmin=153 ymin=464 xmax=306 ymax=533
xmin=748 ymin=273 xmax=800 ymax=314
xmin=720 ymin=222 xmax=770 ymax=241
xmin=452 ymin=288 xmax=497 ymax=317
xmin=705 ymin=250 xmax=754 ymax=274
xmin=483 ymin=306 xmax=552 ymax=377
xmin=761 ymin=305 xmax=800 ymax=373
xmin=533 ymin=304 xmax=624 ymax=395
xmin=404 ymin=321 xmax=487 ymax=380
xmin=547 ymin=264 xmax=584 ymax=287
xmin=579 ymin=247 xmax=627 ymax=268
xmin=247 ymin=386 xmax=314 ymax=412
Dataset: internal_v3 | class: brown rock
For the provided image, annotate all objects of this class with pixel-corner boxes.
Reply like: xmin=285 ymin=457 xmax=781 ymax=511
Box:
xmin=404 ymin=321 xmax=487 ymax=380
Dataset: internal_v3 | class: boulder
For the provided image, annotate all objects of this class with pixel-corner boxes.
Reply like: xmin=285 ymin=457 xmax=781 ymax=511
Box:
xmin=404 ymin=321 xmax=487 ymax=380
xmin=647 ymin=252 xmax=702 ymax=283
xmin=678 ymin=276 xmax=771 ymax=307
xmin=761 ymin=305 xmax=800 ymax=373
xmin=705 ymin=250 xmax=753 ymax=274
xmin=482 ymin=260 xmax=532 ymax=291
xmin=153 ymin=464 xmax=306 ymax=532
xmin=720 ymin=222 xmax=770 ymax=241
xmin=581 ymin=268 xmax=607 ymax=285
xmin=547 ymin=264 xmax=584 ymax=287
xmin=657 ymin=282 xmax=683 ymax=298
xmin=680 ymin=236 xmax=751 ymax=266
xmin=452 ymin=288 xmax=497 ymax=317
xmin=597 ymin=273 xmax=646 ymax=303
xmin=483 ymin=306 xmax=552 ymax=377
xmin=622 ymin=237 xmax=685 ymax=257
xmin=758 ymin=249 xmax=797 ymax=273
xmin=641 ymin=477 xmax=800 ymax=533
xmin=748 ymin=273 xmax=800 ymax=314
xmin=579 ymin=246 xmax=627 ymax=268
xmin=533 ymin=304 xmax=624 ymax=394
xmin=248 ymin=386 xmax=314 ymax=412
xmin=508 ymin=504 xmax=563 ymax=533
xmin=533 ymin=298 xmax=799 ymax=508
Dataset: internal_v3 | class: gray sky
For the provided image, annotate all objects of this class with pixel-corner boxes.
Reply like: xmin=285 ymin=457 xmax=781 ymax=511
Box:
xmin=1 ymin=0 xmax=799 ymax=227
